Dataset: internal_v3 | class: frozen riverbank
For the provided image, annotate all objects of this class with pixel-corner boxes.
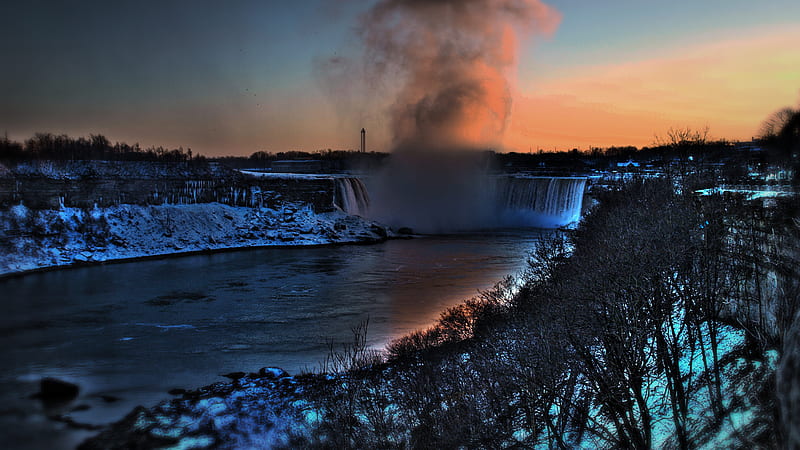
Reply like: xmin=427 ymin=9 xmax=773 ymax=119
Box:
xmin=0 ymin=202 xmax=392 ymax=277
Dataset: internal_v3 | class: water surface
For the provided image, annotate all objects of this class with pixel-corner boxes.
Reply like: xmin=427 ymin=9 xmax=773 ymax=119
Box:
xmin=0 ymin=231 xmax=544 ymax=448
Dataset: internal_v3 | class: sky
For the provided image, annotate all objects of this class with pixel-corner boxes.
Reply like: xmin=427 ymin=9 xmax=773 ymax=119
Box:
xmin=1 ymin=0 xmax=798 ymax=156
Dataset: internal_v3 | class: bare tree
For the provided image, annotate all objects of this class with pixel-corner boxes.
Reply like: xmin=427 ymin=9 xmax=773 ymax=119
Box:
xmin=654 ymin=125 xmax=710 ymax=148
xmin=759 ymin=107 xmax=797 ymax=140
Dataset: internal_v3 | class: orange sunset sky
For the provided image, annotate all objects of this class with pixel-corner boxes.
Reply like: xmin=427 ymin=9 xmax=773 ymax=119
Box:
xmin=508 ymin=25 xmax=800 ymax=151
xmin=1 ymin=1 xmax=798 ymax=155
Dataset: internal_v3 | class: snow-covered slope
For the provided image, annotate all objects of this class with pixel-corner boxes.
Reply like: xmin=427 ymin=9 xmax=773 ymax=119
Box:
xmin=0 ymin=202 xmax=392 ymax=276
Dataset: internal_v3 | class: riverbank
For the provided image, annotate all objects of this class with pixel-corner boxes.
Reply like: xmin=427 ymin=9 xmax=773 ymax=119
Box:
xmin=78 ymin=328 xmax=778 ymax=450
xmin=0 ymin=202 xmax=394 ymax=278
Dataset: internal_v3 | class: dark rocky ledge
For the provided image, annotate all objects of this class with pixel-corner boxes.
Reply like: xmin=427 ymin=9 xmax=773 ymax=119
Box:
xmin=78 ymin=367 xmax=329 ymax=450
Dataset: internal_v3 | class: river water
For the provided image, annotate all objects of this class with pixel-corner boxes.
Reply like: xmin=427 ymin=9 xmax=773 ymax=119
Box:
xmin=0 ymin=230 xmax=545 ymax=448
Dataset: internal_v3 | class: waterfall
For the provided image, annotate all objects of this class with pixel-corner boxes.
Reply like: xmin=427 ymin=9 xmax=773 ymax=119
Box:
xmin=494 ymin=176 xmax=587 ymax=228
xmin=334 ymin=177 xmax=371 ymax=217
xmin=346 ymin=173 xmax=585 ymax=230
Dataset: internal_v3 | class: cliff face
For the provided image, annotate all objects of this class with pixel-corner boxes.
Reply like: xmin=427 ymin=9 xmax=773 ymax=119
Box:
xmin=0 ymin=161 xmax=390 ymax=276
xmin=0 ymin=161 xmax=336 ymax=212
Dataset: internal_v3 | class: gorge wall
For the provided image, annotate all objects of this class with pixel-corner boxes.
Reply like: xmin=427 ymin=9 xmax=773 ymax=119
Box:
xmin=0 ymin=161 xmax=336 ymax=212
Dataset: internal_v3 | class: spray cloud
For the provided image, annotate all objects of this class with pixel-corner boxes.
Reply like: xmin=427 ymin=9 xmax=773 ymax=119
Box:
xmin=361 ymin=0 xmax=559 ymax=150
xmin=333 ymin=0 xmax=560 ymax=232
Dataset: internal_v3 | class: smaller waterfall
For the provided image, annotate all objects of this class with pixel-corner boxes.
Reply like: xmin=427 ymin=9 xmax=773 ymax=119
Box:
xmin=334 ymin=177 xmax=371 ymax=216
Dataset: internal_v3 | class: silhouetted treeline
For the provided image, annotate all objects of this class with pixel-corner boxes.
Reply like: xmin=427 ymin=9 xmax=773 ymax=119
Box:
xmin=0 ymin=133 xmax=205 ymax=163
xmin=215 ymin=149 xmax=390 ymax=172
xmin=496 ymin=140 xmax=761 ymax=172
xmin=225 ymin=140 xmax=771 ymax=176
xmin=498 ymin=116 xmax=799 ymax=177
xmin=4 ymin=119 xmax=796 ymax=179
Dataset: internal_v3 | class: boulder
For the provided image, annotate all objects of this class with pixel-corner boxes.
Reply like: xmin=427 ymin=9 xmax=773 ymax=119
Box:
xmin=222 ymin=372 xmax=246 ymax=381
xmin=258 ymin=367 xmax=289 ymax=379
xmin=370 ymin=224 xmax=388 ymax=238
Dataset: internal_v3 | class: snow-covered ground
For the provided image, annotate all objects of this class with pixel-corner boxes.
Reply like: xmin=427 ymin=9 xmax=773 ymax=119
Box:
xmin=695 ymin=185 xmax=796 ymax=200
xmin=238 ymin=170 xmax=335 ymax=180
xmin=0 ymin=202 xmax=392 ymax=276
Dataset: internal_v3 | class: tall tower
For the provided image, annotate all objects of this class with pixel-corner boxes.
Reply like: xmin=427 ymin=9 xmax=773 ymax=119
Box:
xmin=360 ymin=128 xmax=366 ymax=153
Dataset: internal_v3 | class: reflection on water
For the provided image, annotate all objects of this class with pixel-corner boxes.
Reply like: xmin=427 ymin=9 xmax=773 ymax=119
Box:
xmin=0 ymin=230 xmax=545 ymax=449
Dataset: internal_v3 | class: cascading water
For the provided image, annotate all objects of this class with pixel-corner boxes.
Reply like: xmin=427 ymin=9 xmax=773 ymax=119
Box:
xmin=334 ymin=177 xmax=371 ymax=217
xmin=367 ymin=172 xmax=587 ymax=231
xmin=493 ymin=176 xmax=587 ymax=228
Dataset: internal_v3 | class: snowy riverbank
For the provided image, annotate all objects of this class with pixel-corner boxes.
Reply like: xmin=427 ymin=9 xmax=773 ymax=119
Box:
xmin=0 ymin=202 xmax=393 ymax=277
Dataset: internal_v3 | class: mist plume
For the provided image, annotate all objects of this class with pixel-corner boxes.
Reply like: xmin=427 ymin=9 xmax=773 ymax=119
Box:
xmin=333 ymin=0 xmax=560 ymax=232
xmin=361 ymin=0 xmax=559 ymax=150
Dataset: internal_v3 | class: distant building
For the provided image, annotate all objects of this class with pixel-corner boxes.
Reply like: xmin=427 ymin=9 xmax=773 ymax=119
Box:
xmin=271 ymin=160 xmax=325 ymax=173
xmin=735 ymin=141 xmax=763 ymax=152
xmin=616 ymin=160 xmax=640 ymax=168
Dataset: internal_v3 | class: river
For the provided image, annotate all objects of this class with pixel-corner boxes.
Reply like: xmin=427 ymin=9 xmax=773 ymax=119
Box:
xmin=0 ymin=230 xmax=546 ymax=449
